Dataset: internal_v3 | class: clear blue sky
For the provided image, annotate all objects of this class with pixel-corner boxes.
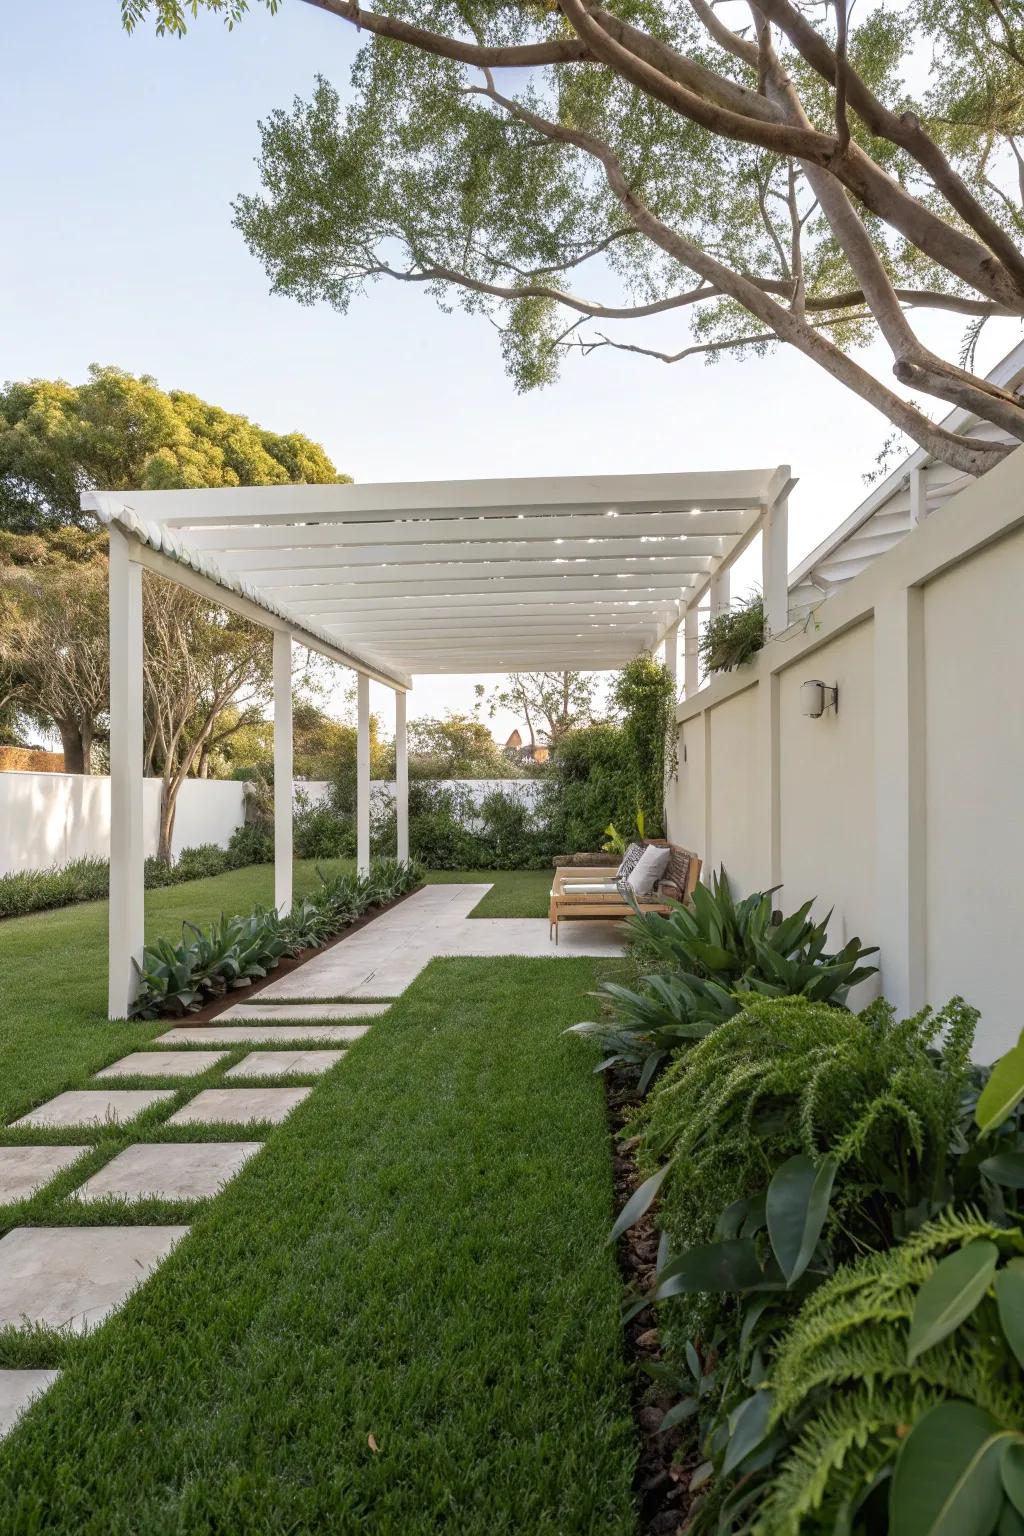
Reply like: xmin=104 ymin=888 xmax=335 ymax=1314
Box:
xmin=3 ymin=0 xmax=1018 ymax=735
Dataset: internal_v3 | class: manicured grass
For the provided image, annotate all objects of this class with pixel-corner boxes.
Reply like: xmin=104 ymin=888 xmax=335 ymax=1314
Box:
xmin=428 ymin=866 xmax=553 ymax=917
xmin=0 ymin=957 xmax=636 ymax=1534
xmin=0 ymin=864 xmax=551 ymax=1121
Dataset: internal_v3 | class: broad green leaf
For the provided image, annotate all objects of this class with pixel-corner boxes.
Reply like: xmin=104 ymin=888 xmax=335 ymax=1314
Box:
xmin=977 ymin=1042 xmax=1024 ymax=1134
xmin=1003 ymin=1442 xmax=1024 ymax=1517
xmin=658 ymin=1397 xmax=698 ymax=1432
xmin=890 ymin=1401 xmax=1005 ymax=1536
xmin=999 ymin=1501 xmax=1024 ymax=1536
xmin=766 ymin=1154 xmax=838 ymax=1286
xmin=654 ymin=1239 xmax=766 ymax=1299
xmin=996 ymin=1262 xmax=1024 ymax=1369
xmin=907 ymin=1240 xmax=998 ymax=1362
xmin=981 ymin=1153 xmax=1024 ymax=1189
xmin=609 ymin=1163 xmax=671 ymax=1245
xmin=722 ymin=1390 xmax=774 ymax=1477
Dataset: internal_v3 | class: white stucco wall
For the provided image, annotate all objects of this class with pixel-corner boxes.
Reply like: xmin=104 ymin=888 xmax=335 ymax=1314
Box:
xmin=0 ymin=773 xmax=246 ymax=875
xmin=667 ymin=444 xmax=1024 ymax=1062
xmin=778 ymin=620 xmax=876 ymax=959
xmin=923 ymin=525 xmax=1024 ymax=1061
xmin=707 ymin=684 xmax=764 ymax=897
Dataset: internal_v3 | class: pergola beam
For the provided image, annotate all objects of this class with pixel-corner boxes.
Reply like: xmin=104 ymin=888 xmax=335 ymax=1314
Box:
xmin=214 ymin=535 xmax=729 ymax=573
xmin=235 ymin=556 xmax=716 ymax=591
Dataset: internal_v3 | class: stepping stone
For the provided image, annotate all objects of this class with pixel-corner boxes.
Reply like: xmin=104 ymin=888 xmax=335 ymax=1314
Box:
xmin=11 ymin=1090 xmax=175 ymax=1130
xmin=226 ymin=1050 xmax=346 ymax=1079
xmin=0 ymin=1369 xmax=60 ymax=1440
xmin=0 ymin=1147 xmax=87 ymax=1203
xmin=95 ymin=1051 xmax=228 ymax=1079
xmin=167 ymin=1087 xmax=311 ymax=1126
xmin=73 ymin=1142 xmax=261 ymax=1203
xmin=0 ymin=1226 xmax=188 ymax=1334
xmin=156 ymin=1025 xmax=370 ymax=1045
xmin=218 ymin=1001 xmax=389 ymax=1021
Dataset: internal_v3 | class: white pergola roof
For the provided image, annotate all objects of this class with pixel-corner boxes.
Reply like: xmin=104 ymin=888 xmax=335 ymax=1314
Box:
xmin=85 ymin=468 xmax=791 ymax=684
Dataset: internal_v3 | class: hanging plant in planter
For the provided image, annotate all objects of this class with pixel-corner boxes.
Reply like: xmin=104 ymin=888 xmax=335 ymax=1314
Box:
xmin=699 ymin=593 xmax=765 ymax=674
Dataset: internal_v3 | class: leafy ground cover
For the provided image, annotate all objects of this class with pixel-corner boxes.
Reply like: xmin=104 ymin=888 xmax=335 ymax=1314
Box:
xmin=0 ymin=862 xmax=552 ymax=1120
xmin=0 ymin=956 xmax=636 ymax=1534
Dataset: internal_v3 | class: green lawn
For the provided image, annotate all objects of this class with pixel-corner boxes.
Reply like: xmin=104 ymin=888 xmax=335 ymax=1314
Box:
xmin=0 ymin=863 xmax=552 ymax=1121
xmin=0 ymin=957 xmax=636 ymax=1534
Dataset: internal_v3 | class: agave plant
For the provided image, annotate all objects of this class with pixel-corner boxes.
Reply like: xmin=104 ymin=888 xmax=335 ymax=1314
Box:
xmin=572 ymin=868 xmax=878 ymax=1087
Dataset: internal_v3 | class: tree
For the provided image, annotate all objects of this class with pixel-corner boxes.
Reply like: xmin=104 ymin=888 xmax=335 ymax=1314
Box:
xmin=489 ymin=673 xmax=597 ymax=748
xmin=407 ymin=712 xmax=514 ymax=777
xmin=0 ymin=531 xmax=109 ymax=771
xmin=129 ymin=0 xmax=1024 ymax=474
xmin=0 ymin=364 xmax=343 ymax=532
xmin=142 ymin=578 xmax=274 ymax=860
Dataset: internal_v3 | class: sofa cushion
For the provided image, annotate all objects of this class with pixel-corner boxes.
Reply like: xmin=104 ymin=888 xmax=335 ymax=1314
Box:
xmin=616 ymin=843 xmax=645 ymax=880
xmin=624 ymin=844 xmax=672 ymax=899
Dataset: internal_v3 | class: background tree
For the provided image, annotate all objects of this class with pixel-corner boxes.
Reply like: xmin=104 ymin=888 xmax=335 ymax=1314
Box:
xmin=130 ymin=0 xmax=1024 ymax=473
xmin=408 ymin=712 xmax=518 ymax=777
xmin=0 ymin=364 xmax=343 ymax=532
xmin=488 ymin=673 xmax=598 ymax=748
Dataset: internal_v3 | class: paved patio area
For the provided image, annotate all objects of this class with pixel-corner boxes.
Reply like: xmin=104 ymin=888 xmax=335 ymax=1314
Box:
xmin=255 ymin=884 xmax=625 ymax=1001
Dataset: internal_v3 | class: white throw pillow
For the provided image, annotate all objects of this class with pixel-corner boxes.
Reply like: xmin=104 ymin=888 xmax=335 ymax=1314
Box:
xmin=625 ymin=844 xmax=671 ymax=899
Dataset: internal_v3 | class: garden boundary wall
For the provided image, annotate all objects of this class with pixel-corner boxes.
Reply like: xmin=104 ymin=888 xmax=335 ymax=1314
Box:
xmin=665 ymin=443 xmax=1024 ymax=1064
xmin=0 ymin=775 xmax=247 ymax=875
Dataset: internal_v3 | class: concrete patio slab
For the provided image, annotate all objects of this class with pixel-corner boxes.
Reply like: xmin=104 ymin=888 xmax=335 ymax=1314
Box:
xmin=226 ymin=1050 xmax=346 ymax=1079
xmin=0 ymin=1369 xmax=60 ymax=1440
xmin=217 ymin=1001 xmax=390 ymax=1020
xmin=95 ymin=1051 xmax=228 ymax=1079
xmin=0 ymin=1147 xmax=87 ymax=1203
xmin=167 ymin=1087 xmax=311 ymax=1126
xmin=253 ymin=884 xmax=626 ymax=1000
xmin=156 ymin=1024 xmax=371 ymax=1045
xmin=0 ymin=1226 xmax=188 ymax=1334
xmin=11 ymin=1090 xmax=176 ymax=1130
xmin=72 ymin=1142 xmax=261 ymax=1202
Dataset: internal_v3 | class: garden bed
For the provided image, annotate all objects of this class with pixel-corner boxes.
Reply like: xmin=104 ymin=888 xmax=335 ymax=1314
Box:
xmin=182 ymin=884 xmax=421 ymax=1023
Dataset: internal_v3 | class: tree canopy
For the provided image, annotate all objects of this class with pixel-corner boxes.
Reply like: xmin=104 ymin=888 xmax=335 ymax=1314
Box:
xmin=124 ymin=0 xmax=1024 ymax=474
xmin=0 ymin=363 xmax=343 ymax=532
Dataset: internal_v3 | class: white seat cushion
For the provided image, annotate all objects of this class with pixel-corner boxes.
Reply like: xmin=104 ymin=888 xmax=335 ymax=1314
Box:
xmin=625 ymin=844 xmax=672 ymax=898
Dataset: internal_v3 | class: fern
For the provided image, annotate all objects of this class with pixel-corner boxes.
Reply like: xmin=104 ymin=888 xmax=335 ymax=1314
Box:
xmin=749 ymin=1213 xmax=1024 ymax=1535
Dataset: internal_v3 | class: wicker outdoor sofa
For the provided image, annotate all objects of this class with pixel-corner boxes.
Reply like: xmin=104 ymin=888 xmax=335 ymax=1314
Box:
xmin=548 ymin=840 xmax=702 ymax=942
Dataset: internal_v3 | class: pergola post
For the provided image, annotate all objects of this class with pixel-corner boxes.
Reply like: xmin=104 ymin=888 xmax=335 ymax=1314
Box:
xmin=684 ymin=606 xmax=700 ymax=698
xmin=662 ymin=624 xmax=678 ymax=688
xmin=762 ymin=492 xmax=790 ymax=636
xmin=273 ymin=630 xmax=293 ymax=915
xmin=108 ymin=526 xmax=145 ymax=1020
xmin=395 ymin=688 xmax=409 ymax=863
xmin=357 ymin=672 xmax=371 ymax=876
xmin=711 ymin=566 xmax=731 ymax=619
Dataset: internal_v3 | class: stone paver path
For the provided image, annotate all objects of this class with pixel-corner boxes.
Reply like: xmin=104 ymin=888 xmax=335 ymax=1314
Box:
xmin=73 ymin=1143 xmax=261 ymax=1203
xmin=218 ymin=1001 xmax=390 ymax=1021
xmin=12 ymin=1090 xmax=176 ymax=1130
xmin=95 ymin=1051 xmax=228 ymax=1079
xmin=0 ymin=1370 xmax=60 ymax=1440
xmin=226 ymin=1050 xmax=346 ymax=1078
xmin=0 ymin=1147 xmax=88 ymax=1202
xmin=156 ymin=1023 xmax=372 ymax=1045
xmin=167 ymin=1087 xmax=312 ymax=1126
xmin=256 ymin=883 xmax=623 ymax=1001
xmin=0 ymin=1227 xmax=189 ymax=1333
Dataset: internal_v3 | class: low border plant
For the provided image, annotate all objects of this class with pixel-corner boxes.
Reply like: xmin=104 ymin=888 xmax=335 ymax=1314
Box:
xmin=131 ymin=858 xmax=423 ymax=1018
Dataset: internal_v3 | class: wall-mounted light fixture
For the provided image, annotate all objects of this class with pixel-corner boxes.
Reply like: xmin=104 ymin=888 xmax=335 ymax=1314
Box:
xmin=799 ymin=679 xmax=839 ymax=718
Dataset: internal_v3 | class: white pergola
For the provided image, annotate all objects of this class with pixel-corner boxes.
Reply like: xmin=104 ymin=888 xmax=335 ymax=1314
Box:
xmin=85 ymin=465 xmax=793 ymax=1017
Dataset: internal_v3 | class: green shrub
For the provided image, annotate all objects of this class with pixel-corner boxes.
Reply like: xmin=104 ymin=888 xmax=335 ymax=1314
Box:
xmin=572 ymin=868 xmax=878 ymax=1086
xmin=143 ymin=855 xmax=178 ymax=889
xmin=173 ymin=843 xmax=229 ymax=882
xmin=292 ymin=798 xmax=355 ymax=860
xmin=698 ymin=592 xmax=765 ymax=674
xmin=131 ymin=859 xmax=423 ymax=1018
xmin=0 ymin=856 xmax=110 ymax=919
xmin=225 ymin=822 xmax=274 ymax=867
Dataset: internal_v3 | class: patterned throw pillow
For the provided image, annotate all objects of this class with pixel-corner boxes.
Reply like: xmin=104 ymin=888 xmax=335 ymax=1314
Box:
xmin=616 ymin=843 xmax=645 ymax=880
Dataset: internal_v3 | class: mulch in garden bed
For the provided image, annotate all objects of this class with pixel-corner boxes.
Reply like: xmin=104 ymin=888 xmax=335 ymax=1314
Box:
xmin=175 ymin=884 xmax=421 ymax=1025
xmin=605 ymin=1067 xmax=703 ymax=1536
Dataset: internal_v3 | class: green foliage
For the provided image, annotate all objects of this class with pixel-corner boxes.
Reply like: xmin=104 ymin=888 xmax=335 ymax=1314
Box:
xmin=746 ymin=1214 xmax=1024 ymax=1536
xmin=699 ymin=595 xmax=766 ymax=674
xmin=225 ymin=821 xmax=274 ymax=867
xmin=132 ymin=859 xmax=423 ymax=1016
xmin=172 ymin=843 xmax=231 ymax=882
xmin=292 ymin=794 xmax=356 ymax=860
xmin=609 ymin=654 xmax=677 ymax=835
xmin=573 ymin=868 xmax=877 ymax=1082
xmin=0 ymin=365 xmax=342 ymax=533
